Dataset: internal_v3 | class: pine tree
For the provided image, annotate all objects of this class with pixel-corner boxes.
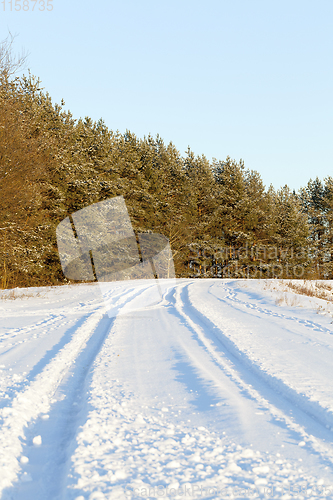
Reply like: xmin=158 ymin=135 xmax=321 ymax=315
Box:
xmin=322 ymin=177 xmax=333 ymax=278
xmin=182 ymin=148 xmax=216 ymax=276
xmin=299 ymin=178 xmax=326 ymax=278
xmin=272 ymin=185 xmax=310 ymax=278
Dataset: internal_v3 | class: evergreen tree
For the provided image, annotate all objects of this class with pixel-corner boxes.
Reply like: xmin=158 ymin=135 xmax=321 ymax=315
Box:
xmin=299 ymin=178 xmax=326 ymax=278
xmin=272 ymin=185 xmax=310 ymax=278
xmin=1 ymin=37 xmax=332 ymax=286
xmin=322 ymin=176 xmax=333 ymax=278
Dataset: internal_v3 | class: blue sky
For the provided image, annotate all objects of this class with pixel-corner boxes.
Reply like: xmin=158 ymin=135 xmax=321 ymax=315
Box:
xmin=1 ymin=0 xmax=332 ymax=191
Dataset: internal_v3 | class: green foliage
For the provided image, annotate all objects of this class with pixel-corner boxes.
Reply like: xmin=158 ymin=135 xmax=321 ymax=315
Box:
xmin=0 ymin=68 xmax=332 ymax=286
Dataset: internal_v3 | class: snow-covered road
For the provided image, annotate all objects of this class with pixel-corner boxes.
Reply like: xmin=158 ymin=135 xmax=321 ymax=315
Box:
xmin=1 ymin=279 xmax=333 ymax=499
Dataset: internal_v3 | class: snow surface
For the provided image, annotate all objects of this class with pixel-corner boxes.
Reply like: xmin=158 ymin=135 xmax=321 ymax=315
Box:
xmin=1 ymin=279 xmax=333 ymax=499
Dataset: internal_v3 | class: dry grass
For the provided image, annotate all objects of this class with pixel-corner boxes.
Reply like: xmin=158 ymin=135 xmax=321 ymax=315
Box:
xmin=0 ymin=288 xmax=43 ymax=300
xmin=266 ymin=279 xmax=333 ymax=318
xmin=0 ymin=281 xmax=98 ymax=300
xmin=285 ymin=280 xmax=333 ymax=302
xmin=275 ymin=292 xmax=300 ymax=308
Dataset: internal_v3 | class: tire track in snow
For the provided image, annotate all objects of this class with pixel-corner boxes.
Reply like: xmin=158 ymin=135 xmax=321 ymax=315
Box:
xmin=199 ymin=283 xmax=333 ymax=423
xmin=0 ymin=308 xmax=107 ymax=497
xmin=172 ymin=282 xmax=333 ymax=468
xmin=63 ymin=291 xmax=328 ymax=500
xmin=0 ymin=314 xmax=94 ymax=412
xmin=5 ymin=283 xmax=162 ymax=500
xmin=1 ymin=314 xmax=67 ymax=341
xmin=213 ymin=282 xmax=333 ymax=335
xmin=1 ymin=283 xmax=158 ymax=500
xmin=5 ymin=314 xmax=114 ymax=500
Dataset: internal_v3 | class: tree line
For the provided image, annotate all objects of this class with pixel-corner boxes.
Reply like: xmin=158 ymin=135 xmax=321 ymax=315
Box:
xmin=1 ymin=39 xmax=333 ymax=288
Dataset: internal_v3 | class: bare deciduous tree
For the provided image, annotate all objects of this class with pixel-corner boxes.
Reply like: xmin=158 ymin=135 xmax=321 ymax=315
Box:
xmin=0 ymin=32 xmax=28 ymax=78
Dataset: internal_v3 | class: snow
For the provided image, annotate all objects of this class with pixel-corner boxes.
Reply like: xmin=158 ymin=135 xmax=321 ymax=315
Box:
xmin=1 ymin=279 xmax=333 ymax=499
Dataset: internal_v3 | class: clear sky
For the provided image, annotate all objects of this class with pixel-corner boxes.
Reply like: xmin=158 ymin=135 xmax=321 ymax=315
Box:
xmin=1 ymin=0 xmax=332 ymax=191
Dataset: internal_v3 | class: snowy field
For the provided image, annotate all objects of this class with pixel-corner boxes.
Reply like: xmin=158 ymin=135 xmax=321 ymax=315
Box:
xmin=1 ymin=279 xmax=333 ymax=499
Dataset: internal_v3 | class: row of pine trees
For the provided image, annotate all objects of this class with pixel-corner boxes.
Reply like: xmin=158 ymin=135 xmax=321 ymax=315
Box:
xmin=1 ymin=45 xmax=333 ymax=287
